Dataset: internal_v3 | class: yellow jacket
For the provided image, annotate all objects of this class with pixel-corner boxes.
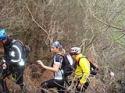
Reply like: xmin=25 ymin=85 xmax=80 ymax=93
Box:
xmin=75 ymin=53 xmax=90 ymax=84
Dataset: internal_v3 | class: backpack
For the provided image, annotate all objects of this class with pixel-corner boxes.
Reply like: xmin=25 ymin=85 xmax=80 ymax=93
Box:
xmin=11 ymin=40 xmax=30 ymax=61
xmin=78 ymin=56 xmax=98 ymax=75
xmin=61 ymin=54 xmax=74 ymax=78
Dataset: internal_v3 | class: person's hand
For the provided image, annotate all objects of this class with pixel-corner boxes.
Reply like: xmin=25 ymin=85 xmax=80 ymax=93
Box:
xmin=37 ymin=60 xmax=44 ymax=67
xmin=77 ymin=83 xmax=84 ymax=91
xmin=2 ymin=63 xmax=7 ymax=69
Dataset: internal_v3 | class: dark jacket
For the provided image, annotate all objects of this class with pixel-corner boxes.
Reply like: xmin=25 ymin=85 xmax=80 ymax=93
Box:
xmin=4 ymin=39 xmax=27 ymax=65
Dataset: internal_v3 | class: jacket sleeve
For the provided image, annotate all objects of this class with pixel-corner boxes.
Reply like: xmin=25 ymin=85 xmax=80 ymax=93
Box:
xmin=79 ymin=58 xmax=90 ymax=84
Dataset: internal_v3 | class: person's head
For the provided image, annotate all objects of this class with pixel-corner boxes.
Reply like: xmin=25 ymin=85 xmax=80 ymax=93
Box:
xmin=70 ymin=47 xmax=81 ymax=61
xmin=50 ymin=41 xmax=63 ymax=53
xmin=0 ymin=28 xmax=8 ymax=45
xmin=70 ymin=47 xmax=81 ymax=55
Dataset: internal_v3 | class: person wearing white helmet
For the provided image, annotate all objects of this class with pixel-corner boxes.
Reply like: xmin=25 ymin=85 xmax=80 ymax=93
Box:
xmin=70 ymin=47 xmax=90 ymax=92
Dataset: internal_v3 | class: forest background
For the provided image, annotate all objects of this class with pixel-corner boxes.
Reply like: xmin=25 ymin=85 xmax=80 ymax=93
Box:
xmin=1 ymin=0 xmax=125 ymax=93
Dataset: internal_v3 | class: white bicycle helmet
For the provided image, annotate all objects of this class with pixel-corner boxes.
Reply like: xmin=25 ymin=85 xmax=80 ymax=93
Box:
xmin=70 ymin=47 xmax=81 ymax=55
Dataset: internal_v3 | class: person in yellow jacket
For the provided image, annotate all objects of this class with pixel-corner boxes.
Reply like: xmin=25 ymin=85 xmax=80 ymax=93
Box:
xmin=70 ymin=47 xmax=90 ymax=92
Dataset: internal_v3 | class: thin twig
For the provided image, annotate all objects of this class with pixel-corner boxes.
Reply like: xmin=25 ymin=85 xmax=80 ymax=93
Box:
xmin=25 ymin=3 xmax=49 ymax=37
xmin=79 ymin=0 xmax=122 ymax=31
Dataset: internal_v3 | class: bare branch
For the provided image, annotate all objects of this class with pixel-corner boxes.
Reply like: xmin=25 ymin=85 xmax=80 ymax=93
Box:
xmin=25 ymin=3 xmax=49 ymax=37
xmin=91 ymin=13 xmax=122 ymax=30
xmin=79 ymin=0 xmax=122 ymax=31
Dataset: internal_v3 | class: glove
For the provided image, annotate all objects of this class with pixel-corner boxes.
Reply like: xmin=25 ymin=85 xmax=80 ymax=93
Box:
xmin=2 ymin=63 xmax=7 ymax=69
xmin=1 ymin=58 xmax=7 ymax=69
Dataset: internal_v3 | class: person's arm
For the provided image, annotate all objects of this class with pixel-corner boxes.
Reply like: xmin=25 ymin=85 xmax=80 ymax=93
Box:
xmin=79 ymin=58 xmax=90 ymax=84
xmin=37 ymin=60 xmax=60 ymax=72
